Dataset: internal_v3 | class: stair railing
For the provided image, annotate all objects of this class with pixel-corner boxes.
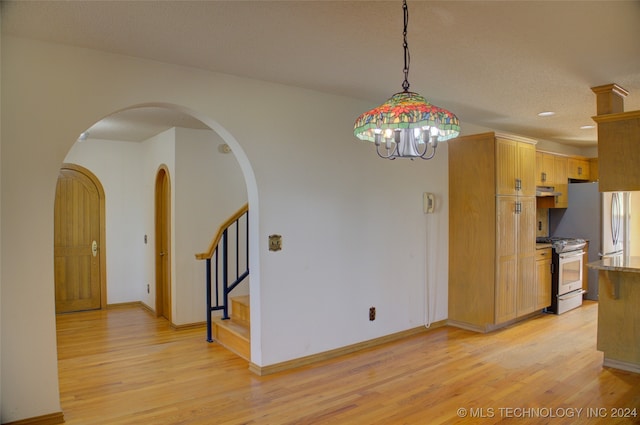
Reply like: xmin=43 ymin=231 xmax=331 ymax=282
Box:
xmin=195 ymin=203 xmax=249 ymax=342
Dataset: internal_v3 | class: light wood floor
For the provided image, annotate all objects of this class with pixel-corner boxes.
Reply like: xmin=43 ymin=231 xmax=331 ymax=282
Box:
xmin=56 ymin=301 xmax=640 ymax=424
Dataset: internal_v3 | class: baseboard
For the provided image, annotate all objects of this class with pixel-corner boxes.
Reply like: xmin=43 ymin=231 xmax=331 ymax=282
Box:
xmin=107 ymin=302 xmax=205 ymax=330
xmin=139 ymin=302 xmax=155 ymax=314
xmin=107 ymin=301 xmax=143 ymax=309
xmin=603 ymin=357 xmax=640 ymax=374
xmin=249 ymin=320 xmax=447 ymax=376
xmin=447 ymin=319 xmax=491 ymax=333
xmin=448 ymin=310 xmax=546 ymax=334
xmin=2 ymin=411 xmax=64 ymax=425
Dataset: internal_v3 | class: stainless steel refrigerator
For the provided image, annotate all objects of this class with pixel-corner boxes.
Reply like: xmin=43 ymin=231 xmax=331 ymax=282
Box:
xmin=549 ymin=182 xmax=630 ymax=301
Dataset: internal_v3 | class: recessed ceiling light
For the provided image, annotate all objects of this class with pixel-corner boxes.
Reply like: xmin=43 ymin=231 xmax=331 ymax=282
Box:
xmin=580 ymin=125 xmax=595 ymax=130
xmin=537 ymin=111 xmax=556 ymax=117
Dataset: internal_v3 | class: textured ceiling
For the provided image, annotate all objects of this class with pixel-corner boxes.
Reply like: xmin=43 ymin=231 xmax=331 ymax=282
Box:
xmin=3 ymin=1 xmax=640 ymax=147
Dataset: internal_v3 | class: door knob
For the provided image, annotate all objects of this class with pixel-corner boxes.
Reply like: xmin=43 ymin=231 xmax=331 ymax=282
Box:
xmin=92 ymin=240 xmax=98 ymax=257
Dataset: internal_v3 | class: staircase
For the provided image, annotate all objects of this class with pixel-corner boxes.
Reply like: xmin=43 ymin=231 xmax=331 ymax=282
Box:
xmin=195 ymin=203 xmax=250 ymax=360
xmin=211 ymin=295 xmax=250 ymax=360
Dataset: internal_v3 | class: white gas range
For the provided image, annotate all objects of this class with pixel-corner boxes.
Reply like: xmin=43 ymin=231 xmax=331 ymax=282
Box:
xmin=537 ymin=237 xmax=587 ymax=314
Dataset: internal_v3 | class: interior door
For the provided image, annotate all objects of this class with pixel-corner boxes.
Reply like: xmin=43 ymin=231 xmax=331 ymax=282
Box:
xmin=54 ymin=165 xmax=105 ymax=313
xmin=155 ymin=166 xmax=171 ymax=322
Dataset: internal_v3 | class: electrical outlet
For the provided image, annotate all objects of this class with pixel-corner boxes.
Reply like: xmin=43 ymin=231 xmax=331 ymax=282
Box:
xmin=369 ymin=306 xmax=376 ymax=321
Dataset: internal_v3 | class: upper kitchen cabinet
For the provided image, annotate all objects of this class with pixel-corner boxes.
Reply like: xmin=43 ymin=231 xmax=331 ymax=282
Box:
xmin=592 ymin=84 xmax=640 ymax=191
xmin=553 ymin=155 xmax=568 ymax=208
xmin=535 ymin=152 xmax=555 ymax=186
xmin=496 ymin=136 xmax=536 ymax=196
xmin=536 ymin=151 xmax=570 ymax=208
xmin=567 ymin=157 xmax=591 ymax=181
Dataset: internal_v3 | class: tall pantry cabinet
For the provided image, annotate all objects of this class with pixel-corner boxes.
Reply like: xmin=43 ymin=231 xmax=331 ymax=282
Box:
xmin=448 ymin=132 xmax=537 ymax=332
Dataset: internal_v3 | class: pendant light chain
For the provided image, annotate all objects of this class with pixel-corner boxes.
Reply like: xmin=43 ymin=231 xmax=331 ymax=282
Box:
xmin=402 ymin=0 xmax=411 ymax=92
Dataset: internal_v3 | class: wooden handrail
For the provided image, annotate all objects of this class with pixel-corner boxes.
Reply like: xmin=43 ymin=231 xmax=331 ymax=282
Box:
xmin=195 ymin=203 xmax=248 ymax=260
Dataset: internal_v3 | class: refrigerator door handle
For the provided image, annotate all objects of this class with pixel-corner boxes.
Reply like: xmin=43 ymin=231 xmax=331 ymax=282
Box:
xmin=611 ymin=192 xmax=621 ymax=248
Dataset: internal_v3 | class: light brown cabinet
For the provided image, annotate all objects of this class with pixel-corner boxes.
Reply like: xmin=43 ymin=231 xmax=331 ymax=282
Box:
xmin=535 ymin=248 xmax=552 ymax=310
xmin=567 ymin=158 xmax=590 ymax=181
xmin=497 ymin=138 xmax=536 ymax=196
xmin=449 ymin=132 xmax=537 ymax=332
xmin=497 ymin=196 xmax=537 ymax=321
xmin=535 ymin=152 xmax=555 ymax=187
xmin=553 ymin=155 xmax=568 ymax=208
xmin=535 ymin=152 xmax=594 ymax=209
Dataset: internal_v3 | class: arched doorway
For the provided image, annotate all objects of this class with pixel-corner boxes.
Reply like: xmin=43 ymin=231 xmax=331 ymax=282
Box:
xmin=55 ymin=102 xmax=260 ymax=360
xmin=155 ymin=165 xmax=172 ymax=322
xmin=54 ymin=163 xmax=107 ymax=313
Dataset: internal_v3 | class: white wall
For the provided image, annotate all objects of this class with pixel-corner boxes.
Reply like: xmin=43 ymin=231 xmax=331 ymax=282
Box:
xmin=174 ymin=127 xmax=248 ymax=324
xmin=0 ymin=36 xmax=450 ymax=422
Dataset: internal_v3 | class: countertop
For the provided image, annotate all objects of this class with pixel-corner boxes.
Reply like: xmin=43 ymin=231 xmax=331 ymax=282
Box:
xmin=587 ymin=256 xmax=640 ymax=273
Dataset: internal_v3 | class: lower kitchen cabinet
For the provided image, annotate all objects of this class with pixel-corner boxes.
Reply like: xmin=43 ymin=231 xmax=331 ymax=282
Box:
xmin=536 ymin=247 xmax=552 ymax=310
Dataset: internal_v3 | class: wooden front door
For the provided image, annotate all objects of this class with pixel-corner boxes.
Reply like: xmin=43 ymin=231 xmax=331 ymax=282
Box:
xmin=155 ymin=166 xmax=171 ymax=321
xmin=54 ymin=164 xmax=105 ymax=313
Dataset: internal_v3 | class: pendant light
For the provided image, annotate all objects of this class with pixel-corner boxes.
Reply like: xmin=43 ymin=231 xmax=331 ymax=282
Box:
xmin=353 ymin=0 xmax=460 ymax=160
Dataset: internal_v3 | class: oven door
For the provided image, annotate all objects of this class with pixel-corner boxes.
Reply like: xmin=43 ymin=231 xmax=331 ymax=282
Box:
xmin=558 ymin=250 xmax=583 ymax=295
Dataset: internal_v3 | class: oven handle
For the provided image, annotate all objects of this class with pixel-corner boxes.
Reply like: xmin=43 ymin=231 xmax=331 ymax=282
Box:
xmin=557 ymin=290 xmax=586 ymax=301
xmin=558 ymin=251 xmax=584 ymax=260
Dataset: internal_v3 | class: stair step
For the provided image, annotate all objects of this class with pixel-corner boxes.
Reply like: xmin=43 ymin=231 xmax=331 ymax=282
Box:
xmin=212 ymin=316 xmax=250 ymax=360
xmin=231 ymin=295 xmax=250 ymax=325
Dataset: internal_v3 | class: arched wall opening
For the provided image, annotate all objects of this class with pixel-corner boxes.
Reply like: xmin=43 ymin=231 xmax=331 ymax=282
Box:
xmin=57 ymin=103 xmax=261 ymax=361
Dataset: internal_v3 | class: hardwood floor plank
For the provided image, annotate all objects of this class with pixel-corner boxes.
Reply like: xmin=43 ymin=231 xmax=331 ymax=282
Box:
xmin=56 ymin=301 xmax=640 ymax=424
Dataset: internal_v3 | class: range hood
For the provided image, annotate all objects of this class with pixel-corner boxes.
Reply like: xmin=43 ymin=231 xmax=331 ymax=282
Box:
xmin=536 ymin=186 xmax=562 ymax=197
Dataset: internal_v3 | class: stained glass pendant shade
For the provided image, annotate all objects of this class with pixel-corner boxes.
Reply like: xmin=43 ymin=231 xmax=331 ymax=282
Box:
xmin=353 ymin=1 xmax=460 ymax=160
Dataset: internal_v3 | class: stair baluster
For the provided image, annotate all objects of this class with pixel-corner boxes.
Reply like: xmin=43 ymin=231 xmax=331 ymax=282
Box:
xmin=195 ymin=204 xmax=249 ymax=344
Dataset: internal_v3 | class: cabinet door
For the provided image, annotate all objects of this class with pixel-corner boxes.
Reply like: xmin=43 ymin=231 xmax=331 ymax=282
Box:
xmin=518 ymin=143 xmax=536 ymax=196
xmin=496 ymin=196 xmax=518 ymax=323
xmin=568 ymin=158 xmax=590 ymax=181
xmin=553 ymin=156 xmax=568 ymax=208
xmin=496 ymin=139 xmax=519 ymax=196
xmin=536 ymin=152 xmax=555 ymax=186
xmin=536 ymin=257 xmax=552 ymax=310
xmin=517 ymin=197 xmax=537 ymax=316
xmin=535 ymin=152 xmax=544 ymax=186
